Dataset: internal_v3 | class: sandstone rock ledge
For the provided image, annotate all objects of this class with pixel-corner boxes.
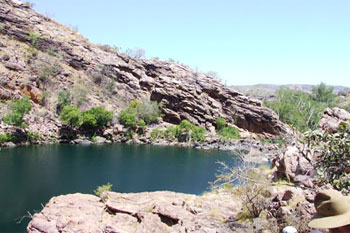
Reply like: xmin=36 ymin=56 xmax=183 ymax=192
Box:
xmin=27 ymin=191 xmax=241 ymax=233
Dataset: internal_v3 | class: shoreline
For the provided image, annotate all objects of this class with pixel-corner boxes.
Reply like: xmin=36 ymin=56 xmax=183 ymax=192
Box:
xmin=0 ymin=135 xmax=279 ymax=164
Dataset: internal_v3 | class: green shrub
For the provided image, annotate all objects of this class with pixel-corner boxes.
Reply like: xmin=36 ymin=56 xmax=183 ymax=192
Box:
xmin=0 ymin=134 xmax=12 ymax=143
xmin=28 ymin=31 xmax=42 ymax=48
xmin=56 ymin=90 xmax=71 ymax=114
xmin=139 ymin=119 xmax=146 ymax=128
xmin=59 ymin=105 xmax=82 ymax=128
xmin=305 ymin=122 xmax=350 ymax=193
xmin=175 ymin=120 xmax=206 ymax=142
xmin=3 ymin=95 xmax=32 ymax=128
xmin=150 ymin=129 xmax=164 ymax=140
xmin=93 ymin=182 xmax=113 ymax=196
xmin=164 ymin=126 xmax=176 ymax=140
xmin=119 ymin=99 xmax=162 ymax=128
xmin=27 ymin=130 xmax=43 ymax=143
xmin=134 ymin=100 xmax=162 ymax=125
xmin=81 ymin=107 xmax=113 ymax=130
xmin=119 ymin=109 xmax=137 ymax=128
xmin=216 ymin=117 xmax=226 ymax=130
xmin=218 ymin=126 xmax=240 ymax=140
xmin=60 ymin=105 xmax=113 ymax=132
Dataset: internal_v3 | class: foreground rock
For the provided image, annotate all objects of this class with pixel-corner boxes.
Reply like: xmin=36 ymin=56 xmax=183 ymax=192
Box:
xmin=27 ymin=191 xmax=241 ymax=233
xmin=272 ymin=144 xmax=316 ymax=188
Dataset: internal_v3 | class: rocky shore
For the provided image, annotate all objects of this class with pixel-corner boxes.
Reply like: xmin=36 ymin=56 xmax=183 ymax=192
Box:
xmin=27 ymin=191 xmax=242 ymax=233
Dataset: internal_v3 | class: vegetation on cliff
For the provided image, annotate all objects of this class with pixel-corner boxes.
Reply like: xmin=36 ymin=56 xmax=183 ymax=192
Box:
xmin=60 ymin=105 xmax=113 ymax=133
xmin=3 ymin=95 xmax=32 ymax=129
xmin=150 ymin=120 xmax=206 ymax=143
xmin=119 ymin=99 xmax=162 ymax=129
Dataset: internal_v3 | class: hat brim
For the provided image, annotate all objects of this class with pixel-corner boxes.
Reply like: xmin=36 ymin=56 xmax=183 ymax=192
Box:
xmin=308 ymin=211 xmax=350 ymax=229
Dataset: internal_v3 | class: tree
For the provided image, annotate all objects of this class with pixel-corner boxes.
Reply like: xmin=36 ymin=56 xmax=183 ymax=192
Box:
xmin=175 ymin=120 xmax=206 ymax=142
xmin=119 ymin=109 xmax=137 ymax=128
xmin=56 ymin=90 xmax=71 ymax=114
xmin=264 ymin=88 xmax=328 ymax=132
xmin=118 ymin=99 xmax=162 ymax=128
xmin=81 ymin=107 xmax=113 ymax=130
xmin=3 ymin=95 xmax=32 ymax=128
xmin=312 ymin=82 xmax=336 ymax=106
xmin=59 ymin=105 xmax=82 ymax=128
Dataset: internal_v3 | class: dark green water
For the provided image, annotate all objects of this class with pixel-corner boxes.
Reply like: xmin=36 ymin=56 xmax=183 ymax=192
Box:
xmin=0 ymin=143 xmax=240 ymax=232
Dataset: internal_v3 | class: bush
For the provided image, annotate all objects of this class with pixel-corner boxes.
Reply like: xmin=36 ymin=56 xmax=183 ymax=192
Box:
xmin=3 ymin=95 xmax=32 ymax=128
xmin=81 ymin=107 xmax=113 ymax=130
xmin=27 ymin=130 xmax=43 ymax=143
xmin=216 ymin=117 xmax=226 ymax=130
xmin=264 ymin=88 xmax=328 ymax=132
xmin=175 ymin=120 xmax=206 ymax=142
xmin=119 ymin=110 xmax=137 ymax=128
xmin=214 ymin=162 xmax=271 ymax=219
xmin=60 ymin=105 xmax=113 ymax=132
xmin=312 ymin=82 xmax=336 ymax=106
xmin=59 ymin=105 xmax=82 ymax=128
xmin=218 ymin=126 xmax=240 ymax=140
xmin=139 ymin=119 xmax=146 ymax=128
xmin=164 ymin=126 xmax=176 ymax=140
xmin=28 ymin=31 xmax=42 ymax=48
xmin=0 ymin=134 xmax=12 ymax=143
xmin=56 ymin=90 xmax=71 ymax=114
xmin=119 ymin=99 xmax=162 ymax=128
xmin=93 ymin=182 xmax=113 ymax=196
xmin=150 ymin=129 xmax=164 ymax=140
xmin=134 ymin=100 xmax=162 ymax=125
xmin=305 ymin=122 xmax=350 ymax=193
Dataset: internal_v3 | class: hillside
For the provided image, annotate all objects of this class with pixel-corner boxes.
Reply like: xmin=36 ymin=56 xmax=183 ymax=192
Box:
xmin=231 ymin=84 xmax=350 ymax=100
xmin=0 ymin=0 xmax=287 ymax=144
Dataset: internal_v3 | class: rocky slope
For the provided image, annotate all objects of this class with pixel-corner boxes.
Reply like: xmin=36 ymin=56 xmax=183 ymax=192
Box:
xmin=0 ymin=0 xmax=287 ymax=143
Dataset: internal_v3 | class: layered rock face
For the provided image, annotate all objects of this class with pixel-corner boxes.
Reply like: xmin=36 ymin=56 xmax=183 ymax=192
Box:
xmin=0 ymin=0 xmax=287 ymax=136
xmin=27 ymin=191 xmax=241 ymax=233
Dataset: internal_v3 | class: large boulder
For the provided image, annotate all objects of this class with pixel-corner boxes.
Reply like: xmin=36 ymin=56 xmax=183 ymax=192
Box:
xmin=272 ymin=145 xmax=315 ymax=187
xmin=319 ymin=107 xmax=350 ymax=133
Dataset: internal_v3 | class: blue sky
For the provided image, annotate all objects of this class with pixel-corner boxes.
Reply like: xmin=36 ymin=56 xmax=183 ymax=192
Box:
xmin=30 ymin=0 xmax=350 ymax=86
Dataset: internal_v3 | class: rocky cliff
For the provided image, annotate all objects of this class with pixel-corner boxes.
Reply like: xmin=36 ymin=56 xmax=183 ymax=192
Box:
xmin=0 ymin=0 xmax=287 ymax=140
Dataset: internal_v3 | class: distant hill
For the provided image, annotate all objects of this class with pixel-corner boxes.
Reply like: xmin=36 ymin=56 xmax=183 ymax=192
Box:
xmin=231 ymin=84 xmax=350 ymax=100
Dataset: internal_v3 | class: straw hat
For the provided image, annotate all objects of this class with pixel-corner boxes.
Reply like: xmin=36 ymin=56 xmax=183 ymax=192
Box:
xmin=308 ymin=189 xmax=350 ymax=229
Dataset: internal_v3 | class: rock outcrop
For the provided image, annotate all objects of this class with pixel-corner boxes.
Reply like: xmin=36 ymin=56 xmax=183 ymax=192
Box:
xmin=0 ymin=0 xmax=287 ymax=139
xmin=272 ymin=144 xmax=316 ymax=188
xmin=27 ymin=191 xmax=241 ymax=233
xmin=319 ymin=107 xmax=350 ymax=133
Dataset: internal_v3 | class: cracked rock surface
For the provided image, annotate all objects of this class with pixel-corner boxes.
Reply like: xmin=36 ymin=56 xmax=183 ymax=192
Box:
xmin=27 ymin=191 xmax=241 ymax=233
